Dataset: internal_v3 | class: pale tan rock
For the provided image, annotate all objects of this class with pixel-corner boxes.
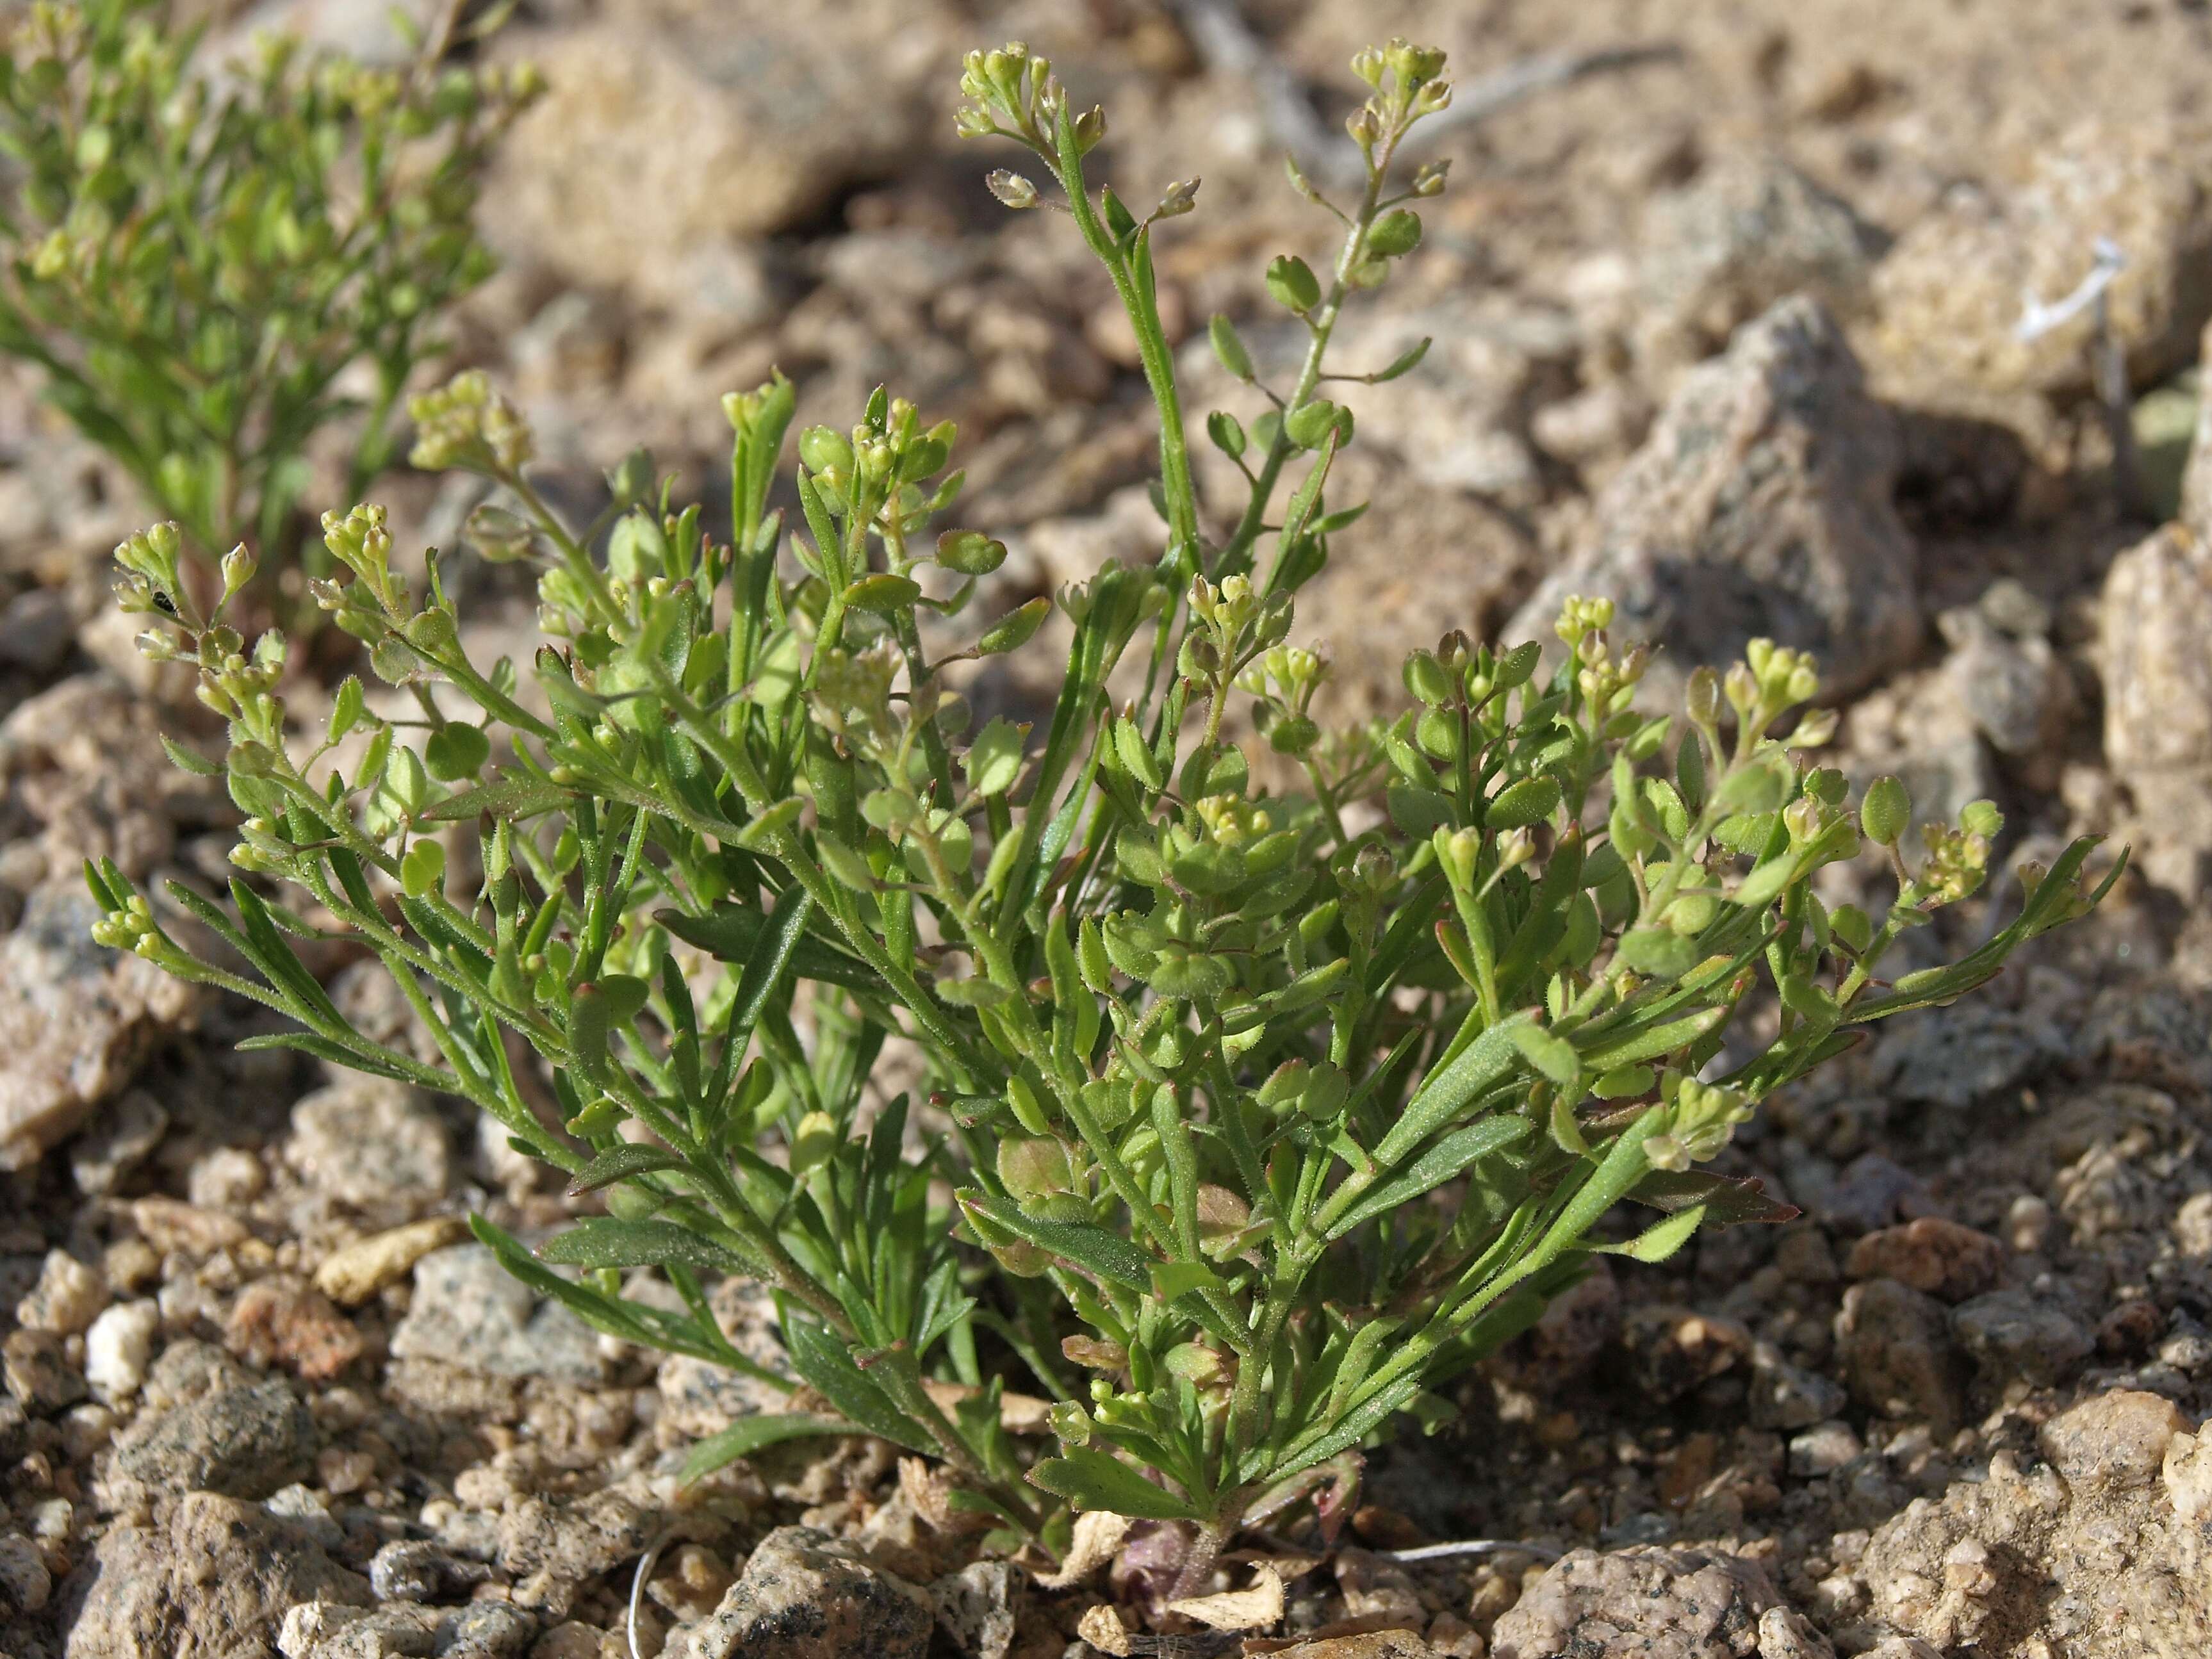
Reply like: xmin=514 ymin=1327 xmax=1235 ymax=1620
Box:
xmin=311 ymin=1216 xmax=469 ymax=1306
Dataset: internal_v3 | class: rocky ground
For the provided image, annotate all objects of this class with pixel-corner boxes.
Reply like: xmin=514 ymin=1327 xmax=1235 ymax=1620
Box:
xmin=4 ymin=0 xmax=2212 ymax=1655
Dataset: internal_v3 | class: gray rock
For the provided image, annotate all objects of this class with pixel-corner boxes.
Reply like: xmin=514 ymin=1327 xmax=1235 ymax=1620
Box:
xmin=1835 ymin=1279 xmax=1965 ymax=1434
xmin=1747 ymin=1341 xmax=1849 ymax=1430
xmin=1938 ymin=605 xmax=2072 ymax=762
xmin=1620 ymin=1305 xmax=1753 ymax=1404
xmin=1951 ymin=1290 xmax=2093 ymax=1387
xmin=656 ymin=1277 xmax=791 ymax=1437
xmin=0 ymin=881 xmax=204 ymax=1170
xmin=0 ymin=1530 xmax=51 ymax=1614
xmin=1786 ymin=1419 xmax=1863 ymax=1477
xmin=3 ymin=1329 xmax=86 ymax=1414
xmin=495 ymin=1472 xmax=720 ymax=1621
xmin=0 ymin=586 xmax=76 ymax=677
xmin=368 ymin=1539 xmax=491 ymax=1604
xmin=2038 ymin=1389 xmax=2192 ymax=1492
xmin=1871 ymin=1006 xmax=2052 ymax=1111
xmin=389 ymin=1245 xmax=607 ymax=1386
xmin=482 ymin=0 xmax=938 ymax=303
xmin=61 ymin=1491 xmax=370 ymax=1659
xmin=929 ymin=1558 xmax=1024 ymax=1659
xmin=1509 ymin=297 xmax=1919 ymax=703
xmin=279 ymin=1600 xmax=537 ymax=1659
xmin=1491 ymin=1544 xmax=1787 ymax=1658
xmin=67 ymin=1087 xmax=168 ymax=1196
xmin=684 ymin=1525 xmax=933 ymax=1659
xmin=1755 ymin=1608 xmax=1839 ymax=1659
xmin=1799 ymin=1152 xmax=1934 ymax=1237
xmin=285 ymin=1078 xmax=450 ymax=1213
xmin=111 ymin=1377 xmax=318 ymax=1500
xmin=1634 ymin=153 xmax=1888 ymax=363
xmin=2101 ymin=523 xmax=2212 ymax=899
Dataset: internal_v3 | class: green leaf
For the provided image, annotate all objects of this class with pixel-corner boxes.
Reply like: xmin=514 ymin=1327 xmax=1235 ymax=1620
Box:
xmin=1028 ymin=1448 xmax=1199 ymax=1520
xmin=538 ymin=1218 xmax=751 ymax=1276
xmin=400 ymin=838 xmax=445 ymax=898
xmin=420 ymin=774 xmax=575 ymax=822
xmin=1209 ymin=313 xmax=1255 ymax=381
xmin=566 ymin=1143 xmax=686 ymax=1195
xmin=1372 ymin=1012 xmax=1534 ymax=1167
xmin=1597 ymin=1204 xmax=1707 ymax=1263
xmin=160 ymin=734 xmax=220 ymax=777
xmin=1325 ymin=1116 xmax=1530 ymax=1239
xmin=655 ymin=900 xmax=879 ymax=993
xmin=1510 ymin=1022 xmax=1581 ymax=1089
xmin=783 ymin=1316 xmax=937 ymax=1452
xmin=1616 ymin=928 xmax=1700 ymax=981
xmin=1111 ymin=717 xmax=1162 ymax=790
xmin=1284 ymin=398 xmax=1341 ymax=450
xmin=958 ymin=1190 xmax=1152 ymax=1290
xmin=1265 ymin=253 xmax=1321 ymax=313
xmin=964 ymin=717 xmax=1028 ymax=799
xmin=680 ymin=1414 xmax=851 ymax=1485
xmin=1631 ymin=1168 xmax=1798 ymax=1226
xmin=977 ymin=597 xmax=1050 ymax=656
xmin=234 ymin=1031 xmax=427 ymax=1088
xmin=1369 ymin=336 xmax=1432 ymax=382
xmin=844 ymin=573 xmax=921 ymax=614
xmin=425 ymin=723 xmax=491 ymax=781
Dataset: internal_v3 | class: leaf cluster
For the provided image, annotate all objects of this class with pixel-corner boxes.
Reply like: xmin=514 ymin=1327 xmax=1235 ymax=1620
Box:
xmin=0 ymin=0 xmax=537 ymax=559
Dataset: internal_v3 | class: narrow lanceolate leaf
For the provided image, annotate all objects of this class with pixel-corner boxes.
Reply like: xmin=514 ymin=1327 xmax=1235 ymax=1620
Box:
xmin=781 ymin=1318 xmax=937 ymax=1454
xmin=1373 ymin=1011 xmax=1536 ymax=1167
xmin=679 ymin=1414 xmax=851 ymax=1485
xmin=957 ymin=1191 xmax=1152 ymax=1290
xmin=421 ymin=774 xmax=575 ymax=822
xmin=1596 ymin=1204 xmax=1707 ymax=1263
xmin=1028 ymin=1449 xmax=1200 ymax=1521
xmin=655 ymin=901 xmax=880 ymax=992
xmin=1325 ymin=1117 xmax=1532 ymax=1240
xmin=537 ymin=1218 xmax=751 ymax=1276
xmin=566 ymin=1143 xmax=686 ymax=1195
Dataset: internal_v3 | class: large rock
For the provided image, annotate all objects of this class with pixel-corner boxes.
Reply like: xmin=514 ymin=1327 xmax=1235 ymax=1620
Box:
xmin=284 ymin=1078 xmax=451 ymax=1214
xmin=1490 ymin=1545 xmax=1814 ymax=1658
xmin=1835 ymin=1279 xmax=1965 ymax=1434
xmin=1632 ymin=154 xmax=1888 ymax=366
xmin=2099 ymin=523 xmax=2212 ymax=898
xmin=1507 ymin=297 xmax=1920 ymax=701
xmin=1868 ymin=117 xmax=2212 ymax=398
xmin=389 ymin=1245 xmax=607 ymax=1386
xmin=0 ymin=881 xmax=204 ymax=1170
xmin=61 ymin=1491 xmax=370 ymax=1659
xmin=483 ymin=0 xmax=941 ymax=304
xmin=683 ymin=1525 xmax=933 ymax=1659
xmin=111 ymin=1376 xmax=320 ymax=1500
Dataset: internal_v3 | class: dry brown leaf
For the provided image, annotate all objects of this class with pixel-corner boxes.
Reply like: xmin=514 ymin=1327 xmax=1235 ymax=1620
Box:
xmin=1033 ymin=1509 xmax=1133 ymax=1589
xmin=1167 ymin=1562 xmax=1288 ymax=1631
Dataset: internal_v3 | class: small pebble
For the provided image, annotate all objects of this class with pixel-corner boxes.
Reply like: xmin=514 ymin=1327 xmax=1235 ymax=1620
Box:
xmin=17 ymin=1250 xmax=108 ymax=1336
xmin=84 ymin=1300 xmax=160 ymax=1400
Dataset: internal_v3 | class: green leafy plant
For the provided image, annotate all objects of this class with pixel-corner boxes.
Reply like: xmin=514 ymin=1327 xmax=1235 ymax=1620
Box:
xmin=0 ymin=0 xmax=537 ymax=563
xmin=88 ymin=38 xmax=2116 ymax=1591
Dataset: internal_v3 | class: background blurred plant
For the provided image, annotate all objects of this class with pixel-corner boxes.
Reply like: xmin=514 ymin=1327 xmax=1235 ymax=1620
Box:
xmin=88 ymin=35 xmax=2116 ymax=1598
xmin=0 ymin=0 xmax=537 ymax=568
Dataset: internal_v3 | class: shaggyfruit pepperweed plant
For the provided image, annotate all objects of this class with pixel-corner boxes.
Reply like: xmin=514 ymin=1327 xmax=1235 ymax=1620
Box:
xmin=89 ymin=38 xmax=2116 ymax=1594
xmin=0 ymin=0 xmax=537 ymax=566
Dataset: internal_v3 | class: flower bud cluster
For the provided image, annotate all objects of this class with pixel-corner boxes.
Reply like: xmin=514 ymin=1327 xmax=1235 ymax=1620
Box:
xmin=407 ymin=370 xmax=534 ymax=475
